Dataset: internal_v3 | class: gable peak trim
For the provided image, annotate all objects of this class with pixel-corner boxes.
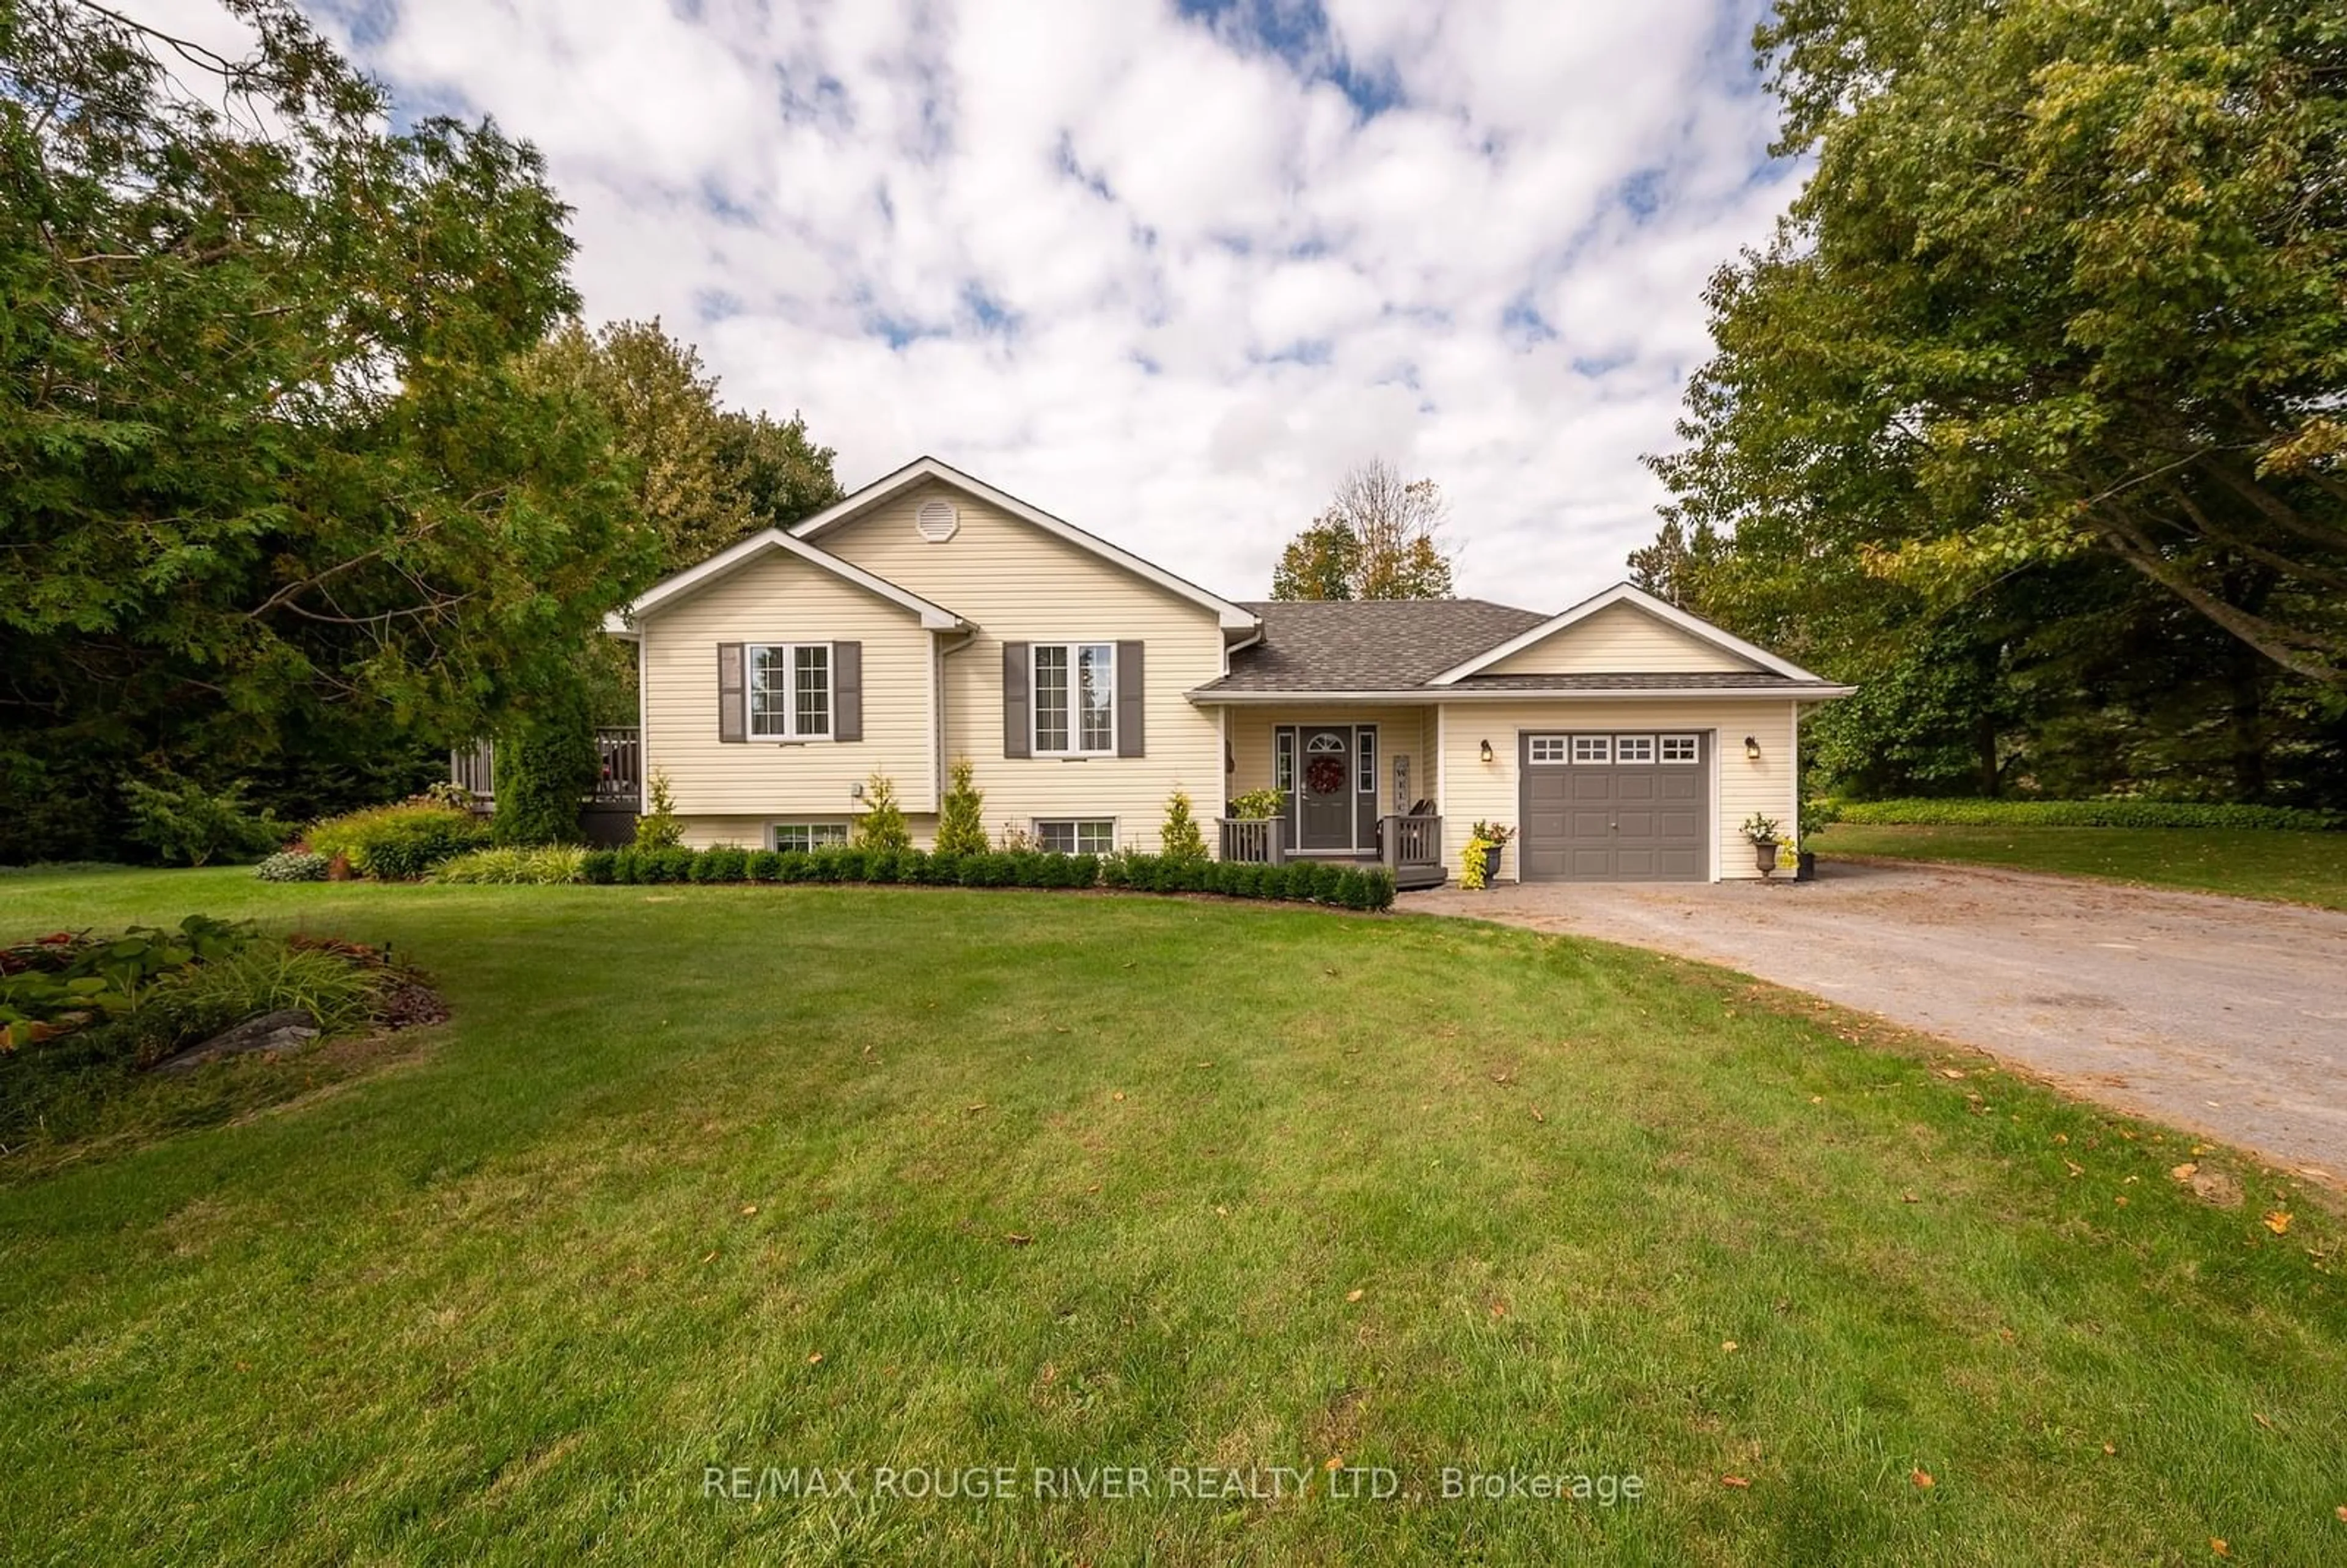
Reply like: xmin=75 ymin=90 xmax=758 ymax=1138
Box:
xmin=1426 ymin=582 xmax=1824 ymax=685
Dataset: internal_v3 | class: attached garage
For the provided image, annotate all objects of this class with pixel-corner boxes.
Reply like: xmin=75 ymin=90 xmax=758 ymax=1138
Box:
xmin=1518 ymin=731 xmax=1709 ymax=882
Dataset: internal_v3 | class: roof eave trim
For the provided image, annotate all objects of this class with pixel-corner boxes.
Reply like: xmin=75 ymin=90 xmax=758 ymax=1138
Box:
xmin=1426 ymin=582 xmax=1827 ymax=684
xmin=792 ymin=456 xmax=1259 ymax=631
xmin=1186 ymin=684 xmax=1858 ymax=703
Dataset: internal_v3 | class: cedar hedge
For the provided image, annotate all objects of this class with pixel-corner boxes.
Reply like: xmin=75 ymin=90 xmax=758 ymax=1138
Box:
xmin=1827 ymin=797 xmax=2341 ymax=832
xmin=577 ymin=845 xmax=1395 ymax=910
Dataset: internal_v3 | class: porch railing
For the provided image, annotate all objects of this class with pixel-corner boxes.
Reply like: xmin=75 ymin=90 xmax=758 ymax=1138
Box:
xmin=592 ymin=726 xmax=641 ymax=805
xmin=1218 ymin=816 xmax=1289 ymax=866
xmin=1380 ymin=813 xmax=1442 ymax=875
xmin=448 ymin=727 xmax=642 ymax=811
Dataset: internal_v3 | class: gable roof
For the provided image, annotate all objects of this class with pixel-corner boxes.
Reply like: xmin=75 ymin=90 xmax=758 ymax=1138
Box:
xmin=604 ymin=527 xmax=968 ymax=635
xmin=1427 ymin=582 xmax=1827 ymax=684
xmin=1191 ymin=588 xmax=1851 ymax=700
xmin=790 ymin=456 xmax=1260 ymax=632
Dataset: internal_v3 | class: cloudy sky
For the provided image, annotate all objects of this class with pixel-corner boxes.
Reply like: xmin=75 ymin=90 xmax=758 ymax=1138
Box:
xmin=169 ymin=0 xmax=1801 ymax=607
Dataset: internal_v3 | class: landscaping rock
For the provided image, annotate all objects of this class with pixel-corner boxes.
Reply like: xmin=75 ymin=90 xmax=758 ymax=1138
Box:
xmin=151 ymin=1010 xmax=319 ymax=1076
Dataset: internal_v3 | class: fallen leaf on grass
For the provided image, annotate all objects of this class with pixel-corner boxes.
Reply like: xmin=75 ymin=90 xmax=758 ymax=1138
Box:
xmin=1721 ymin=1475 xmax=1750 ymax=1489
xmin=2264 ymin=1211 xmax=2293 ymax=1235
xmin=2065 ymin=1160 xmax=2085 ymax=1178
xmin=807 ymin=1353 xmax=823 ymax=1366
xmin=963 ymin=1102 xmax=990 ymax=1115
xmin=1901 ymin=1192 xmax=1919 ymax=1204
xmin=1530 ymin=1106 xmax=1546 ymax=1123
xmin=2054 ymin=1133 xmax=2069 ymax=1145
xmin=1346 ymin=1289 xmax=1365 ymax=1303
xmin=2211 ymin=1539 xmax=2230 ymax=1558
xmin=2171 ymin=1163 xmax=2199 ymax=1182
xmin=701 ymin=1250 xmax=717 ymax=1264
xmin=1004 ymin=1233 xmax=1033 ymax=1247
xmin=740 ymin=1204 xmax=758 ymax=1215
xmin=1911 ymin=1468 xmax=1934 ymax=1489
xmin=1324 ymin=1456 xmax=1344 ymax=1472
xmin=2102 ymin=1443 xmax=2117 ymax=1456
xmin=2252 ymin=1413 xmax=2272 ymax=1430
xmin=1721 ymin=1341 xmax=1737 ymax=1352
xmin=1111 ymin=1091 xmax=1125 ymax=1102
xmin=2335 ymin=1504 xmax=2346 ymax=1522
xmin=1488 ymin=1301 xmax=1508 ymax=1319
xmin=1939 ymin=1069 xmax=1966 ymax=1080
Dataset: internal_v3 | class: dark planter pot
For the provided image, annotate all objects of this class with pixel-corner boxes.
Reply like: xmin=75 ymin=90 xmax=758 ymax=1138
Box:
xmin=1753 ymin=840 xmax=1780 ymax=874
xmin=1478 ymin=844 xmax=1504 ymax=885
xmin=1794 ymin=851 xmax=1816 ymax=882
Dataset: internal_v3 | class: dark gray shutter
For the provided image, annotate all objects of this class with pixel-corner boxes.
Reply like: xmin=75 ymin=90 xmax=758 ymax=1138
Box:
xmin=1002 ymin=642 xmax=1030 ymax=758
xmin=718 ymin=643 xmax=745 ymax=742
xmin=1115 ymin=640 xmax=1144 ymax=758
xmin=832 ymin=641 xmax=862 ymax=741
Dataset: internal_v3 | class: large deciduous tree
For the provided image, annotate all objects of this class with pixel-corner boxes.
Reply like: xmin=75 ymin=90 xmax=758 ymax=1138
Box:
xmin=1270 ymin=459 xmax=1456 ymax=600
xmin=0 ymin=0 xmax=658 ymax=860
xmin=1654 ymin=0 xmax=2347 ymax=685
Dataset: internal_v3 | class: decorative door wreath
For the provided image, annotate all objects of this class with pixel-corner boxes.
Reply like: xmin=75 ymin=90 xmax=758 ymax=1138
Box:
xmin=1306 ymin=755 xmax=1348 ymax=795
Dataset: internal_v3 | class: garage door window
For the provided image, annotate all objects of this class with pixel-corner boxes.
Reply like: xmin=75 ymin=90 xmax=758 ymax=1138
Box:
xmin=1661 ymin=735 xmax=1699 ymax=763
xmin=1528 ymin=736 xmax=1568 ymax=764
xmin=1615 ymin=735 xmax=1656 ymax=763
xmin=1571 ymin=736 xmax=1611 ymax=764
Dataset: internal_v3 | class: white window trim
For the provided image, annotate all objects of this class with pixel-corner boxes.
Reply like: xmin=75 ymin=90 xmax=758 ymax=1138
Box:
xmin=1030 ymin=642 xmax=1117 ymax=757
xmin=1528 ymin=735 xmax=1568 ymax=764
xmin=1615 ymin=735 xmax=1657 ymax=764
xmin=1571 ymin=735 xmax=1611 ymax=764
xmin=771 ymin=822 xmax=850 ymax=852
xmin=1032 ymin=817 xmax=1117 ymax=855
xmin=1660 ymin=733 xmax=1700 ymax=764
xmin=746 ymin=642 xmax=834 ymax=742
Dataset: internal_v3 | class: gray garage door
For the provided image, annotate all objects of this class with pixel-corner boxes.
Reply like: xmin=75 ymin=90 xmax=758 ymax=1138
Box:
xmin=1518 ymin=731 xmax=1708 ymax=882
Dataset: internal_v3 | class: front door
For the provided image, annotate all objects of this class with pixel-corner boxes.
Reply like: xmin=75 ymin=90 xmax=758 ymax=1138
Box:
xmin=1297 ymin=726 xmax=1354 ymax=850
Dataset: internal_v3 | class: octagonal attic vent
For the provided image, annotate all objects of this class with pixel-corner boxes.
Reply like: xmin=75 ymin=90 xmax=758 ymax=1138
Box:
xmin=916 ymin=498 xmax=958 ymax=542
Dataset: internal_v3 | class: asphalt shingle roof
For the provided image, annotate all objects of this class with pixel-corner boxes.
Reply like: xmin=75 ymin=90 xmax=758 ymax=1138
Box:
xmin=1199 ymin=599 xmax=1549 ymax=693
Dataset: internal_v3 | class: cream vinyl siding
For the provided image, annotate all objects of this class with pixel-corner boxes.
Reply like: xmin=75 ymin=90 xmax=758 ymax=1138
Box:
xmin=1481 ymin=602 xmax=1759 ymax=676
xmin=816 ymin=482 xmax=1226 ymax=850
xmin=639 ymin=549 xmax=935 ymax=822
xmin=1224 ymin=705 xmax=1438 ymax=821
xmin=1436 ymin=700 xmax=1801 ymax=881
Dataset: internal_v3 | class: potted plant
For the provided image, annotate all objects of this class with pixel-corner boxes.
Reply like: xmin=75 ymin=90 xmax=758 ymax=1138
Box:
xmin=1794 ymin=797 xmax=1838 ymax=883
xmin=1741 ymin=813 xmax=1782 ymax=876
xmin=1463 ymin=821 xmax=1514 ymax=890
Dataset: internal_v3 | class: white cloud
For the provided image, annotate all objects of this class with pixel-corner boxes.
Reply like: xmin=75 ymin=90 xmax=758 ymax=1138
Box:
xmin=301 ymin=0 xmax=1799 ymax=606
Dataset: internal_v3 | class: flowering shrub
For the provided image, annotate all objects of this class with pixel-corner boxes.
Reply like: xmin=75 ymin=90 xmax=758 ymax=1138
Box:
xmin=254 ymin=851 xmax=329 ymax=882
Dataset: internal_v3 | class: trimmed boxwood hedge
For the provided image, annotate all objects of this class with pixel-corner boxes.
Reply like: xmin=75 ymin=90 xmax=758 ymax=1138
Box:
xmin=1826 ymin=797 xmax=2341 ymax=832
xmin=576 ymin=844 xmax=1395 ymax=910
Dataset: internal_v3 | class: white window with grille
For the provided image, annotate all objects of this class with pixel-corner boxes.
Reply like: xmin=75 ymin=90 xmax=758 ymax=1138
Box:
xmin=747 ymin=644 xmax=831 ymax=740
xmin=1571 ymin=735 xmax=1611 ymax=764
xmin=1615 ymin=735 xmax=1656 ymax=764
xmin=1528 ymin=736 xmax=1568 ymax=764
xmin=772 ymin=823 xmax=848 ymax=852
xmin=1032 ymin=643 xmax=1115 ymax=755
xmin=1035 ymin=819 xmax=1115 ymax=854
xmin=1660 ymin=735 xmax=1700 ymax=763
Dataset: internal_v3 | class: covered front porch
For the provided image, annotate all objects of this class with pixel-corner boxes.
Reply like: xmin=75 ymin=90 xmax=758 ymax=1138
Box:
xmin=1210 ymin=704 xmax=1447 ymax=890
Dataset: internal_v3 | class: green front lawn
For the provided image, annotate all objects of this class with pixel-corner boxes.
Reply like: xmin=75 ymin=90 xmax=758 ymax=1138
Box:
xmin=1 ymin=870 xmax=2341 ymax=1564
xmin=1817 ymin=823 xmax=2347 ymax=910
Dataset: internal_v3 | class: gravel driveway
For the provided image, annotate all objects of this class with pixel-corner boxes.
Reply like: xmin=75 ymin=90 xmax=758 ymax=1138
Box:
xmin=1401 ymin=859 xmax=2347 ymax=1182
